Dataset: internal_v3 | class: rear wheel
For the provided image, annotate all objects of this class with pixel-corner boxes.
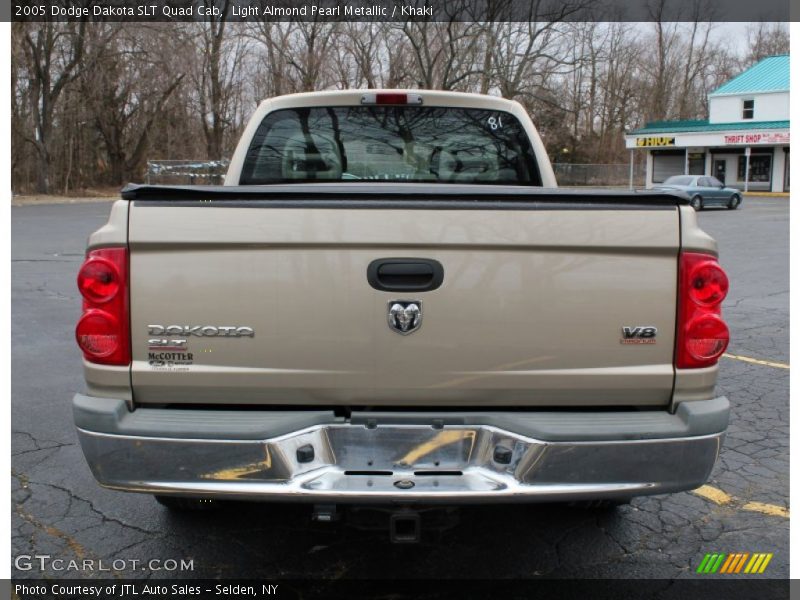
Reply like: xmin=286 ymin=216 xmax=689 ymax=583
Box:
xmin=728 ymin=194 xmax=741 ymax=210
xmin=690 ymin=195 xmax=703 ymax=211
xmin=154 ymin=495 xmax=221 ymax=511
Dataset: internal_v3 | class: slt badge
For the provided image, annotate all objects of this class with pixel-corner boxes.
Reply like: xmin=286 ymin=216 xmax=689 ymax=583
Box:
xmin=388 ymin=301 xmax=422 ymax=335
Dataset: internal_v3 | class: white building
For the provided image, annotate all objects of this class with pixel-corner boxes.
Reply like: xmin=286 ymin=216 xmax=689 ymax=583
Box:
xmin=625 ymin=55 xmax=789 ymax=192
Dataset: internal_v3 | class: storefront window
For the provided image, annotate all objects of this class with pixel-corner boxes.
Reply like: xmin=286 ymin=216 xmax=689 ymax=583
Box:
xmin=737 ymin=155 xmax=771 ymax=183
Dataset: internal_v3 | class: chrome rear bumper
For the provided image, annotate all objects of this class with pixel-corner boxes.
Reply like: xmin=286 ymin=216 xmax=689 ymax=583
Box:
xmin=76 ymin=418 xmax=724 ymax=503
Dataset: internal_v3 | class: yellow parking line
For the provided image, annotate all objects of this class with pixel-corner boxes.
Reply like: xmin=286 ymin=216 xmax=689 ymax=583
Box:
xmin=692 ymin=487 xmax=789 ymax=519
xmin=723 ymin=353 xmax=789 ymax=370
xmin=742 ymin=502 xmax=790 ymax=519
xmin=693 ymin=485 xmax=733 ymax=505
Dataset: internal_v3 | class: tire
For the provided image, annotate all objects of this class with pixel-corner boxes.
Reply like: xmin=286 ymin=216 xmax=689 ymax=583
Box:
xmin=154 ymin=495 xmax=221 ymax=511
xmin=690 ymin=195 xmax=703 ymax=211
xmin=728 ymin=194 xmax=741 ymax=210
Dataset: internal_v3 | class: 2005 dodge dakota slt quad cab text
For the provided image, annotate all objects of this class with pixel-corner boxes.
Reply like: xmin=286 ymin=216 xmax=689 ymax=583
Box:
xmin=73 ymin=90 xmax=731 ymax=513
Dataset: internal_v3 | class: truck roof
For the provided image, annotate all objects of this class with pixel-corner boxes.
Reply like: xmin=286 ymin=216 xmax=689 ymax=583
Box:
xmin=257 ymin=89 xmax=523 ymax=112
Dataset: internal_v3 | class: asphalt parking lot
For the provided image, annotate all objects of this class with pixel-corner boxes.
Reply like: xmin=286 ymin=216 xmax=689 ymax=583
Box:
xmin=11 ymin=196 xmax=789 ymax=580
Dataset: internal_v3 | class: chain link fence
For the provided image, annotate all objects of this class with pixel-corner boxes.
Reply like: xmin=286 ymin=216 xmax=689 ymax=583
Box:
xmin=146 ymin=160 xmax=230 ymax=185
xmin=552 ymin=163 xmax=646 ymax=188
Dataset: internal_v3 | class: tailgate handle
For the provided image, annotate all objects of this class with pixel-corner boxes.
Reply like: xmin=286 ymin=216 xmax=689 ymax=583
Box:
xmin=367 ymin=259 xmax=444 ymax=292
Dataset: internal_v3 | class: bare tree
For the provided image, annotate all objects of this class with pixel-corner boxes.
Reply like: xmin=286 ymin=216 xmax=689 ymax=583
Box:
xmin=396 ymin=17 xmax=485 ymax=90
xmin=18 ymin=20 xmax=86 ymax=193
xmin=675 ymin=1 xmax=717 ymax=119
xmin=490 ymin=4 xmax=583 ymax=101
xmin=381 ymin=27 xmax=417 ymax=88
xmin=643 ymin=0 xmax=682 ymax=121
xmin=10 ymin=13 xmax=776 ymax=193
xmin=341 ymin=23 xmax=379 ymax=88
xmin=595 ymin=24 xmax=641 ymax=160
xmin=250 ymin=19 xmax=341 ymax=93
xmin=248 ymin=22 xmax=294 ymax=98
xmin=192 ymin=5 xmax=247 ymax=160
xmin=286 ymin=20 xmax=340 ymax=91
xmin=743 ymin=22 xmax=789 ymax=66
xmin=81 ymin=25 xmax=185 ymax=184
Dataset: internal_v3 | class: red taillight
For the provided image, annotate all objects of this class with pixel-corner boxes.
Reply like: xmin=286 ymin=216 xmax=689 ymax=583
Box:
xmin=685 ymin=314 xmax=729 ymax=361
xmin=77 ymin=256 xmax=121 ymax=303
xmin=76 ymin=310 xmax=122 ymax=358
xmin=76 ymin=247 xmax=130 ymax=365
xmin=687 ymin=260 xmax=729 ymax=306
xmin=676 ymin=252 xmax=729 ymax=368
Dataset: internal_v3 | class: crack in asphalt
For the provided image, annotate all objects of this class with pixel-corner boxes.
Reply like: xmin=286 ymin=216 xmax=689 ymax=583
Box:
xmin=13 ymin=471 xmax=95 ymax=566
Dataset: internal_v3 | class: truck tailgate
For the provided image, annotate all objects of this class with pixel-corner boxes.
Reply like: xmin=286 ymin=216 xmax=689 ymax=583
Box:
xmin=128 ymin=194 xmax=679 ymax=408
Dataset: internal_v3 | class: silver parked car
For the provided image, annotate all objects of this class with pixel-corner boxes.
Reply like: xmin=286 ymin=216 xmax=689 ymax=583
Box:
xmin=656 ymin=175 xmax=743 ymax=211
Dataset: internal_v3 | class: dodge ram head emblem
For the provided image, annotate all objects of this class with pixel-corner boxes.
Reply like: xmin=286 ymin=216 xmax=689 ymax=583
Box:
xmin=388 ymin=301 xmax=422 ymax=335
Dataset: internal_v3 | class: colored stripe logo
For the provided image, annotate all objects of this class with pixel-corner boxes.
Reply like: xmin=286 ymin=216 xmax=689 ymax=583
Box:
xmin=696 ymin=553 xmax=773 ymax=574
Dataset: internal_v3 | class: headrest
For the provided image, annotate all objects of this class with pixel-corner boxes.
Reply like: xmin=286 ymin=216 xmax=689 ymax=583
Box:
xmin=282 ymin=133 xmax=343 ymax=180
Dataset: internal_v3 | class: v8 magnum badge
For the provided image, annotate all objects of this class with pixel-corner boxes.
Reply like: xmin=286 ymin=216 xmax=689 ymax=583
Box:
xmin=388 ymin=301 xmax=422 ymax=335
xmin=621 ymin=326 xmax=657 ymax=344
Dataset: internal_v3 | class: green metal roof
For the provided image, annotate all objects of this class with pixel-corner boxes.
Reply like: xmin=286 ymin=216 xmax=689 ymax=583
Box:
xmin=629 ymin=119 xmax=789 ymax=135
xmin=710 ymin=55 xmax=789 ymax=96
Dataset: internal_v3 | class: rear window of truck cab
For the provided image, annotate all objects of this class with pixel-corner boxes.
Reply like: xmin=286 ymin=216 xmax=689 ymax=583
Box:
xmin=240 ymin=106 xmax=542 ymax=185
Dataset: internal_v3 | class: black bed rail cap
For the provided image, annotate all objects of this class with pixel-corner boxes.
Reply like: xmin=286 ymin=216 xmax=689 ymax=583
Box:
xmin=120 ymin=182 xmax=690 ymax=206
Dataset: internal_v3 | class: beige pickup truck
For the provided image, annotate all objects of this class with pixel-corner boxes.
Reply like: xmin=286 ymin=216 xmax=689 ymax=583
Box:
xmin=73 ymin=90 xmax=730 ymax=520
